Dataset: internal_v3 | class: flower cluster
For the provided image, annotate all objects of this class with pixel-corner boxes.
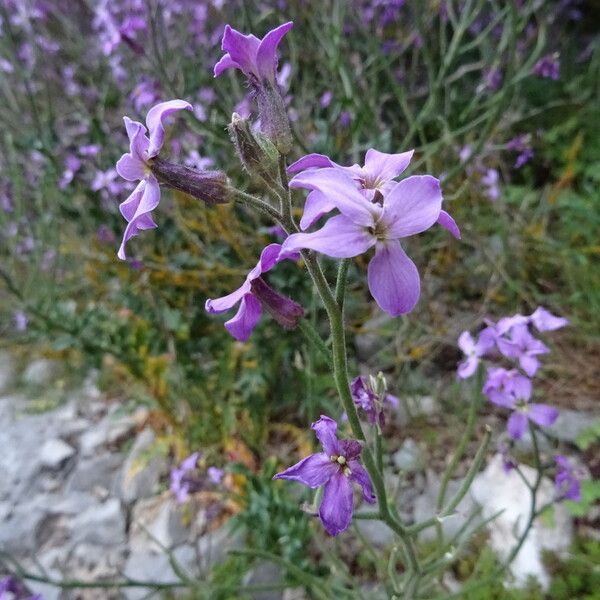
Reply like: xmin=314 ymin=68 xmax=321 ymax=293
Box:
xmin=273 ymin=416 xmax=375 ymax=536
xmin=350 ymin=374 xmax=399 ymax=426
xmin=170 ymin=452 xmax=224 ymax=504
xmin=458 ymin=307 xmax=568 ymax=439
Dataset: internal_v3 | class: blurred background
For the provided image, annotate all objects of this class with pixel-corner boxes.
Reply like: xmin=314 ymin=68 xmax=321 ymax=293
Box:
xmin=0 ymin=1 xmax=598 ymax=598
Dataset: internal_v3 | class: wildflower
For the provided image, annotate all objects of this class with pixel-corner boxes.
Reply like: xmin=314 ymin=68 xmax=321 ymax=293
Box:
xmin=0 ymin=576 xmax=41 ymax=600
xmin=507 ymin=135 xmax=534 ymax=169
xmin=287 ymin=149 xmax=460 ymax=239
xmin=483 ymin=367 xmax=532 ymax=404
xmin=496 ymin=324 xmax=549 ymax=376
xmin=273 ymin=415 xmax=375 ymax=536
xmin=207 ymin=466 xmax=224 ymax=484
xmin=281 ymin=167 xmax=445 ymax=316
xmin=498 ymin=441 xmax=516 ymax=473
xmin=350 ymin=376 xmax=398 ymax=425
xmin=457 ymin=328 xmax=496 ymax=378
xmin=205 ymin=244 xmax=304 ymax=341
xmin=115 ymin=99 xmax=192 ymax=259
xmin=532 ymin=53 xmax=560 ymax=80
xmin=320 ymin=90 xmax=333 ymax=108
xmin=529 ymin=307 xmax=569 ymax=332
xmin=170 ymin=452 xmax=201 ymax=503
xmin=58 ymin=154 xmax=81 ymax=189
xmin=214 ymin=22 xmax=293 ymax=153
xmin=481 ymin=168 xmax=500 ymax=201
xmin=488 ymin=384 xmax=558 ymax=440
xmin=554 ymin=455 xmax=581 ymax=501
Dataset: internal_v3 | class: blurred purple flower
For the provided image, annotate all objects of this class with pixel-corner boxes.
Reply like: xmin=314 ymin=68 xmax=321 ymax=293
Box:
xmin=282 ymin=164 xmax=446 ymax=316
xmin=496 ymin=324 xmax=549 ymax=376
xmin=14 ymin=310 xmax=28 ymax=332
xmin=170 ymin=452 xmax=201 ymax=503
xmin=79 ymin=144 xmax=102 ymax=157
xmin=554 ymin=455 xmax=581 ymax=501
xmin=0 ymin=576 xmax=41 ymax=600
xmin=91 ymin=168 xmax=123 ymax=195
xmin=481 ymin=168 xmax=500 ymax=201
xmin=320 ymin=90 xmax=333 ymax=108
xmin=483 ymin=367 xmax=532 ymax=405
xmin=96 ymin=225 xmax=116 ymax=244
xmin=532 ymin=53 xmax=560 ymax=80
xmin=457 ymin=328 xmax=496 ymax=379
xmin=205 ymin=243 xmax=303 ymax=341
xmin=507 ymin=135 xmax=534 ymax=169
xmin=529 ymin=307 xmax=569 ymax=332
xmin=207 ymin=466 xmax=224 ymax=484
xmin=338 ymin=110 xmax=351 ymax=128
xmin=483 ymin=67 xmax=503 ymax=92
xmin=115 ymin=99 xmax=192 ymax=259
xmin=130 ymin=78 xmax=162 ymax=113
xmin=58 ymin=154 xmax=82 ymax=189
xmin=350 ymin=376 xmax=398 ymax=425
xmin=274 ymin=415 xmax=375 ymax=536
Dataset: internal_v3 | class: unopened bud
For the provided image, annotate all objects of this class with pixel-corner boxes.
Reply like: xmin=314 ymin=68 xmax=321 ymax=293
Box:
xmin=255 ymin=81 xmax=293 ymax=155
xmin=250 ymin=276 xmax=304 ymax=330
xmin=229 ymin=113 xmax=279 ymax=186
xmin=149 ymin=157 xmax=230 ymax=205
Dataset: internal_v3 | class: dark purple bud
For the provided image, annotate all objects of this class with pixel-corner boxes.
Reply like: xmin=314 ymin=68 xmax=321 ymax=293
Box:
xmin=250 ymin=276 xmax=304 ymax=330
xmin=229 ymin=113 xmax=280 ymax=186
xmin=149 ymin=157 xmax=230 ymax=205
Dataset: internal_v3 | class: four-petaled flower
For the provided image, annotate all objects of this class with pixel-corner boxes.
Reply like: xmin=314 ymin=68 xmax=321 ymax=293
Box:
xmin=281 ymin=167 xmax=445 ymax=316
xmin=496 ymin=324 xmax=549 ymax=376
xmin=273 ymin=415 xmax=375 ymax=536
xmin=287 ymin=149 xmax=460 ymax=239
xmin=170 ymin=451 xmax=201 ymax=503
xmin=205 ymin=243 xmax=303 ymax=341
xmin=457 ymin=327 xmax=496 ymax=379
xmin=488 ymin=384 xmax=558 ymax=440
xmin=115 ymin=99 xmax=192 ymax=259
xmin=483 ymin=367 xmax=532 ymax=405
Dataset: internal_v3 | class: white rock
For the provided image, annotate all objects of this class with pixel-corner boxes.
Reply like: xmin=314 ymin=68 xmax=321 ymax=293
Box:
xmin=470 ymin=454 xmax=573 ymax=590
xmin=392 ymin=438 xmax=425 ymax=473
xmin=129 ymin=493 xmax=189 ymax=552
xmin=39 ymin=438 xmax=75 ymax=469
xmin=22 ymin=358 xmax=61 ymax=386
xmin=71 ymin=498 xmax=126 ymax=546
xmin=547 ymin=410 xmax=600 ymax=444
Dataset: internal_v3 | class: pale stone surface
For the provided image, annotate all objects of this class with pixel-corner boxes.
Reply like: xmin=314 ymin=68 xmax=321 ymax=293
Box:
xmin=22 ymin=358 xmax=61 ymax=386
xmin=39 ymin=438 xmax=75 ymax=469
xmin=470 ymin=454 xmax=573 ymax=590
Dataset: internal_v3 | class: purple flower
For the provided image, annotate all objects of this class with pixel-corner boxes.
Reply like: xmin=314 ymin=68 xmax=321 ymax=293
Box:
xmin=481 ymin=168 xmax=500 ymax=201
xmin=350 ymin=376 xmax=397 ymax=425
xmin=488 ymin=383 xmax=558 ymax=439
xmin=507 ymin=135 xmax=534 ymax=169
xmin=273 ymin=415 xmax=375 ymax=536
xmin=205 ymin=243 xmax=303 ymax=341
xmin=281 ymin=166 xmax=445 ymax=316
xmin=498 ymin=442 xmax=516 ymax=473
xmin=529 ymin=307 xmax=569 ymax=332
xmin=14 ymin=310 xmax=28 ymax=332
xmin=170 ymin=452 xmax=201 ymax=503
xmin=79 ymin=143 xmax=101 ymax=157
xmin=532 ymin=53 xmax=560 ymax=80
xmin=207 ymin=466 xmax=224 ymax=484
xmin=0 ymin=576 xmax=41 ymax=600
xmin=214 ymin=21 xmax=293 ymax=84
xmin=287 ymin=149 xmax=460 ymax=239
xmin=483 ymin=67 xmax=503 ymax=92
xmin=496 ymin=324 xmax=549 ymax=376
xmin=483 ymin=367 xmax=532 ymax=405
xmin=554 ymin=455 xmax=581 ymax=502
xmin=58 ymin=154 xmax=81 ymax=189
xmin=115 ymin=99 xmax=192 ymax=259
xmin=320 ymin=90 xmax=333 ymax=108
xmin=457 ymin=328 xmax=496 ymax=379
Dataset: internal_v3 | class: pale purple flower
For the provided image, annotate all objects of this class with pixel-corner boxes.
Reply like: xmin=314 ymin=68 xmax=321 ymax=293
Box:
xmin=498 ymin=442 xmax=516 ymax=473
xmin=481 ymin=168 xmax=500 ymax=201
xmin=507 ymin=135 xmax=534 ymax=169
xmin=281 ymin=164 xmax=447 ymax=316
xmin=554 ymin=455 xmax=581 ymax=502
xmin=0 ymin=576 xmax=41 ymax=600
xmin=14 ymin=310 xmax=28 ymax=332
xmin=532 ymin=53 xmax=560 ymax=80
xmin=96 ymin=225 xmax=116 ymax=244
xmin=491 ymin=314 xmax=529 ymax=336
xmin=79 ymin=143 xmax=101 ymax=157
xmin=496 ymin=324 xmax=549 ymax=376
xmin=320 ymin=90 xmax=333 ymax=108
xmin=207 ymin=466 xmax=224 ymax=484
xmin=130 ymin=78 xmax=162 ymax=113
xmin=205 ymin=244 xmax=303 ymax=341
xmin=457 ymin=327 xmax=496 ymax=379
xmin=350 ymin=376 xmax=397 ymax=425
xmin=483 ymin=67 xmax=503 ymax=92
xmin=58 ymin=154 xmax=81 ymax=189
xmin=273 ymin=415 xmax=375 ymax=536
xmin=338 ymin=111 xmax=352 ymax=128
xmin=287 ymin=149 xmax=460 ymax=239
xmin=115 ymin=99 xmax=192 ymax=260
xmin=488 ymin=383 xmax=558 ymax=439
xmin=483 ymin=367 xmax=532 ymax=405
xmin=214 ymin=21 xmax=293 ymax=84
xmin=91 ymin=168 xmax=123 ymax=195
xmin=529 ymin=307 xmax=569 ymax=332
xmin=170 ymin=452 xmax=201 ymax=503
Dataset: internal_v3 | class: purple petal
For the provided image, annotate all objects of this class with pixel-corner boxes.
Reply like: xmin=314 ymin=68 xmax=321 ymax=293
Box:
xmin=213 ymin=53 xmax=237 ymax=77
xmin=311 ymin=415 xmax=340 ymax=456
xmin=123 ymin=117 xmax=150 ymax=163
xmin=339 ymin=439 xmax=362 ymax=460
xmin=256 ymin=21 xmax=294 ymax=81
xmin=529 ymin=307 xmax=569 ymax=332
xmin=319 ymin=473 xmax=354 ymax=536
xmin=289 ymin=168 xmax=378 ymax=227
xmin=180 ymin=452 xmax=200 ymax=471
xmin=363 ymin=148 xmax=413 ymax=181
xmin=299 ymin=190 xmax=336 ymax=230
xmin=220 ymin=25 xmax=261 ymax=78
xmin=495 ymin=315 xmax=529 ymax=335
xmin=458 ymin=331 xmax=476 ymax=354
xmin=117 ymin=178 xmax=160 ymax=260
xmin=146 ymin=99 xmax=193 ymax=158
xmin=367 ymin=241 xmax=420 ymax=316
xmin=282 ymin=215 xmax=375 ymax=259
xmin=437 ymin=209 xmax=461 ymax=239
xmin=519 ymin=354 xmax=540 ymax=377
xmin=273 ymin=452 xmax=337 ymax=488
xmin=476 ymin=326 xmax=497 ymax=354
xmin=224 ymin=294 xmax=262 ymax=341
xmin=116 ymin=152 xmax=145 ymax=182
xmin=528 ymin=403 xmax=559 ymax=428
xmin=458 ymin=356 xmax=479 ymax=379
xmin=383 ymin=175 xmax=443 ymax=238
xmin=287 ymin=153 xmax=336 ymax=174
xmin=348 ymin=460 xmax=376 ymax=504
xmin=205 ymin=280 xmax=252 ymax=314
xmin=507 ymin=412 xmax=528 ymax=440
xmin=487 ymin=389 xmax=517 ymax=408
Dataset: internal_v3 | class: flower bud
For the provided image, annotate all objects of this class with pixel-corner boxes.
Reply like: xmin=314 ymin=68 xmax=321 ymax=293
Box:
xmin=149 ymin=157 xmax=230 ymax=205
xmin=229 ymin=113 xmax=280 ymax=186
xmin=255 ymin=81 xmax=293 ymax=155
xmin=250 ymin=276 xmax=304 ymax=330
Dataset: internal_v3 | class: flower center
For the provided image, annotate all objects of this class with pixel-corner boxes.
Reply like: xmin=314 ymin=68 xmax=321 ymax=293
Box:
xmin=366 ymin=218 xmax=388 ymax=241
xmin=330 ymin=454 xmax=352 ymax=476
xmin=515 ymin=399 xmax=529 ymax=412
